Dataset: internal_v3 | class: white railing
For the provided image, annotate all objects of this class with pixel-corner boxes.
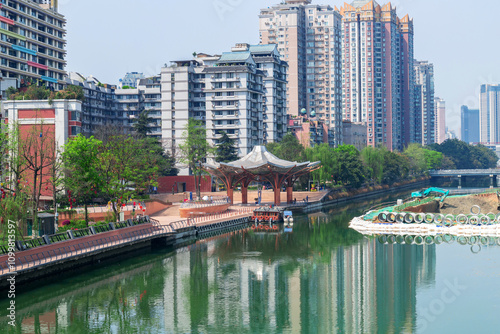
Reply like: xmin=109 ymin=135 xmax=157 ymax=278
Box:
xmin=183 ymin=207 xmax=254 ymax=225
xmin=180 ymin=198 xmax=229 ymax=209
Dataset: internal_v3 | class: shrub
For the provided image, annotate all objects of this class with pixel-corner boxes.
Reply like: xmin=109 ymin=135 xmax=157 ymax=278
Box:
xmin=62 ymin=220 xmax=71 ymax=226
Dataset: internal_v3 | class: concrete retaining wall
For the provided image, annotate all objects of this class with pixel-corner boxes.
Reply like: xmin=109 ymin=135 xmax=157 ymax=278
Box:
xmin=302 ymin=180 xmax=429 ymax=212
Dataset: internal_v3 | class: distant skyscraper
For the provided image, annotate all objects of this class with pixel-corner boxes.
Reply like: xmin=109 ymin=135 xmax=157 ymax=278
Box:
xmin=340 ymin=1 xmax=414 ymax=151
xmin=414 ymin=61 xmax=435 ymax=145
xmin=461 ymin=106 xmax=479 ymax=143
xmin=259 ymin=0 xmax=343 ymax=147
xmin=479 ymin=84 xmax=500 ymax=144
xmin=434 ymin=97 xmax=446 ymax=144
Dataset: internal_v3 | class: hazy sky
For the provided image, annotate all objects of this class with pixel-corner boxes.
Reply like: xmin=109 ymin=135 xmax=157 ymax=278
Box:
xmin=60 ymin=0 xmax=500 ymax=135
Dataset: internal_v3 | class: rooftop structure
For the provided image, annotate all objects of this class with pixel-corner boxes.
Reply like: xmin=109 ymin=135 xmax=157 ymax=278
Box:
xmin=119 ymin=72 xmax=145 ymax=89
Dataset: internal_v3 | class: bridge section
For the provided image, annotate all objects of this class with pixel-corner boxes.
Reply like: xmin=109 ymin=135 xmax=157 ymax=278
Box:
xmin=429 ymin=169 xmax=500 ymax=188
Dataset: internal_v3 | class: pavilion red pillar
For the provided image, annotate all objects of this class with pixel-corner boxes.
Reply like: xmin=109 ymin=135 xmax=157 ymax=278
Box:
xmin=227 ymin=187 xmax=234 ymax=204
xmin=242 ymin=185 xmax=248 ymax=204
xmin=287 ymin=186 xmax=293 ymax=204
xmin=274 ymin=188 xmax=281 ymax=206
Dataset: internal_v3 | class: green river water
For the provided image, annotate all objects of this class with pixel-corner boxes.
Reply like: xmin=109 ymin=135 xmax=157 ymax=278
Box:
xmin=1 ymin=191 xmax=500 ymax=333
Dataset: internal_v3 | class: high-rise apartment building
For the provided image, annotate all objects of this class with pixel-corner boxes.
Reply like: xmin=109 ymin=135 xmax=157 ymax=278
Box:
xmin=414 ymin=60 xmax=435 ymax=145
xmin=479 ymin=84 xmax=500 ymax=144
xmin=65 ymin=72 xmax=161 ymax=138
xmin=137 ymin=76 xmax=162 ymax=139
xmin=461 ymin=105 xmax=479 ymax=144
xmin=434 ymin=97 xmax=446 ymax=144
xmin=65 ymin=73 xmax=117 ymax=135
xmin=259 ymin=0 xmax=343 ymax=147
xmin=340 ymin=1 xmax=414 ymax=151
xmin=0 ymin=0 xmax=67 ymax=89
xmin=161 ymin=44 xmax=288 ymax=175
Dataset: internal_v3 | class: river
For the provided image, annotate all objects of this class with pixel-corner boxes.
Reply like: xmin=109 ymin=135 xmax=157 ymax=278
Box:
xmin=1 ymin=190 xmax=500 ymax=333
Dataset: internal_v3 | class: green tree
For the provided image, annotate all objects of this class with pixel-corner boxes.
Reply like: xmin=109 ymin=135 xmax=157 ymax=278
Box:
xmin=143 ymin=137 xmax=178 ymax=176
xmin=178 ymin=119 xmax=213 ymax=200
xmin=333 ymin=145 xmax=366 ymax=188
xmin=361 ymin=146 xmax=385 ymax=183
xmin=403 ymin=143 xmax=427 ymax=176
xmin=423 ymin=149 xmax=443 ymax=170
xmin=54 ymin=84 xmax=85 ymax=101
xmin=98 ymin=135 xmax=158 ymax=221
xmin=215 ymin=131 xmax=238 ymax=163
xmin=428 ymin=139 xmax=498 ymax=169
xmin=275 ymin=133 xmax=305 ymax=161
xmin=0 ymin=191 xmax=29 ymax=244
xmin=382 ymin=150 xmax=409 ymax=185
xmin=265 ymin=142 xmax=280 ymax=156
xmin=305 ymin=144 xmax=332 ymax=187
xmin=62 ymin=134 xmax=103 ymax=225
xmin=133 ymin=110 xmax=154 ymax=137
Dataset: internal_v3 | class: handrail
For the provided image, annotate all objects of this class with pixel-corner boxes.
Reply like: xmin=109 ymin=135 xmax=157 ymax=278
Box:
xmin=180 ymin=198 xmax=230 ymax=209
xmin=0 ymin=225 xmax=169 ymax=276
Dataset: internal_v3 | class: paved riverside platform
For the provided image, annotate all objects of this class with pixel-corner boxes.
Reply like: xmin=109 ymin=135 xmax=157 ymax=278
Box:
xmin=0 ymin=191 xmax=325 ymax=288
xmin=0 ymin=208 xmax=254 ymax=287
xmin=152 ymin=190 xmax=327 ymax=206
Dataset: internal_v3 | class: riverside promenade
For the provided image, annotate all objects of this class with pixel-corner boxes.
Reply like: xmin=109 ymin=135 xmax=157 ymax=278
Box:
xmin=150 ymin=190 xmax=328 ymax=225
xmin=0 ymin=190 xmax=329 ymax=290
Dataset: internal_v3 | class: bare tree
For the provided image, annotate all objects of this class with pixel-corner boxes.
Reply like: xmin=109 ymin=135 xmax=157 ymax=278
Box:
xmin=93 ymin=123 xmax=128 ymax=144
xmin=19 ymin=118 xmax=56 ymax=236
xmin=2 ymin=122 xmax=29 ymax=195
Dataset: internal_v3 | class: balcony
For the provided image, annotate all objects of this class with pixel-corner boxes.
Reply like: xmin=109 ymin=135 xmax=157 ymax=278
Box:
xmin=211 ymin=103 xmax=239 ymax=110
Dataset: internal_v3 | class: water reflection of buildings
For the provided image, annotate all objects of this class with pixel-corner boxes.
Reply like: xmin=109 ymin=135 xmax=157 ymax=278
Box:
xmin=161 ymin=236 xmax=436 ymax=333
xmin=3 ymin=231 xmax=436 ymax=333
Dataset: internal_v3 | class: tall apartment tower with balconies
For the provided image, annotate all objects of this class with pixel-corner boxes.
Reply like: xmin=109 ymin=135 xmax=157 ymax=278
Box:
xmin=259 ymin=0 xmax=343 ymax=147
xmin=204 ymin=51 xmax=265 ymax=158
xmin=340 ymin=1 xmax=414 ymax=151
xmin=65 ymin=72 xmax=117 ymax=136
xmin=161 ymin=58 xmax=207 ymax=175
xmin=137 ymin=76 xmax=162 ymax=139
xmin=0 ymin=0 xmax=67 ymax=89
xmin=161 ymin=46 xmax=287 ymax=175
xmin=414 ymin=60 xmax=435 ymax=145
xmin=231 ymin=43 xmax=288 ymax=145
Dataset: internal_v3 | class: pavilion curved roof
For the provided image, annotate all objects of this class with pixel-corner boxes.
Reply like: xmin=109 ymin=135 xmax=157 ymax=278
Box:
xmin=203 ymin=146 xmax=321 ymax=180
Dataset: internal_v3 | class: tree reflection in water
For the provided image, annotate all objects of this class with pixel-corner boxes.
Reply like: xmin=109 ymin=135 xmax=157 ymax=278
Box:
xmin=0 ymin=190 xmax=441 ymax=334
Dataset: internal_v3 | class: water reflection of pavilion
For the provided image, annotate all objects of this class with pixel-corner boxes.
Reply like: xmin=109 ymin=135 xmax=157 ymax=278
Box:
xmin=161 ymin=235 xmax=436 ymax=333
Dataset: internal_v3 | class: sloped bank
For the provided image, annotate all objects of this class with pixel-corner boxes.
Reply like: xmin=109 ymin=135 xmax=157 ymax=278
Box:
xmin=302 ymin=177 xmax=430 ymax=212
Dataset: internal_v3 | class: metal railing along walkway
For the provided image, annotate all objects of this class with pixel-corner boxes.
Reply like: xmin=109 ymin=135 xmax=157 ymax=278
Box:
xmin=0 ymin=224 xmax=172 ymax=276
xmin=429 ymin=169 xmax=500 ymax=177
